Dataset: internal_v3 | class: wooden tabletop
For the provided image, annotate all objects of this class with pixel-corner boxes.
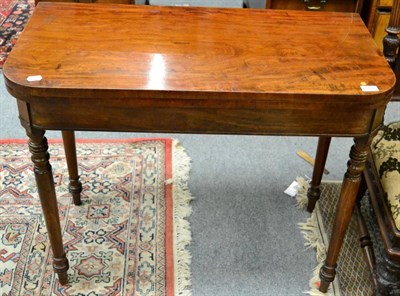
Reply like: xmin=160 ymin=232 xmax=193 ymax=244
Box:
xmin=3 ymin=2 xmax=395 ymax=103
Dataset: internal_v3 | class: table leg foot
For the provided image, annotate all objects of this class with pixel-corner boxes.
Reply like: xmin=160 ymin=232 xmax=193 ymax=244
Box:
xmin=62 ymin=131 xmax=82 ymax=206
xmin=69 ymin=180 xmax=82 ymax=206
xmin=53 ymin=256 xmax=69 ymax=285
xmin=319 ymin=263 xmax=336 ymax=292
xmin=27 ymin=129 xmax=69 ymax=285
xmin=307 ymin=136 xmax=331 ymax=213
xmin=318 ymin=136 xmax=371 ymax=293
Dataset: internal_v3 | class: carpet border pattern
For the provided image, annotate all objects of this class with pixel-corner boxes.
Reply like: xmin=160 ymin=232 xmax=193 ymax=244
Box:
xmin=0 ymin=138 xmax=193 ymax=296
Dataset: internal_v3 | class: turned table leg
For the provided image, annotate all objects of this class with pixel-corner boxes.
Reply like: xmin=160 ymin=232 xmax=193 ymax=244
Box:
xmin=62 ymin=131 xmax=82 ymax=205
xmin=307 ymin=136 xmax=331 ymax=213
xmin=319 ymin=136 xmax=371 ymax=292
xmin=27 ymin=129 xmax=69 ymax=285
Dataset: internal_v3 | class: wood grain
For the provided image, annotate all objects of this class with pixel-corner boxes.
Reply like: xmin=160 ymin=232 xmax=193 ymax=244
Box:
xmin=4 ymin=3 xmax=395 ymax=104
xmin=379 ymin=0 xmax=394 ymax=8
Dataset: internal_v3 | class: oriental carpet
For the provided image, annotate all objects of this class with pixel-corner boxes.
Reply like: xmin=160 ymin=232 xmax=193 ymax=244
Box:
xmin=0 ymin=139 xmax=193 ymax=295
xmin=0 ymin=0 xmax=34 ymax=68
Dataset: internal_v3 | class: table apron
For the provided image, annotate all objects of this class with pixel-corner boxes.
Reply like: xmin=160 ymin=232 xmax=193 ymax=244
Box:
xmin=20 ymin=100 xmax=386 ymax=137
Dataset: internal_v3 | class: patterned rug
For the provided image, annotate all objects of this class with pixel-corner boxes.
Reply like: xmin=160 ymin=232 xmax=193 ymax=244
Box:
xmin=0 ymin=138 xmax=193 ymax=295
xmin=0 ymin=0 xmax=34 ymax=68
xmin=296 ymin=179 xmax=378 ymax=296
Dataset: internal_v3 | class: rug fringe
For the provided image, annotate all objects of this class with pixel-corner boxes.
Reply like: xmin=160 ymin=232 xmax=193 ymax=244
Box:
xmin=172 ymin=139 xmax=194 ymax=296
xmin=296 ymin=176 xmax=310 ymax=209
xmin=296 ymin=177 xmax=337 ymax=296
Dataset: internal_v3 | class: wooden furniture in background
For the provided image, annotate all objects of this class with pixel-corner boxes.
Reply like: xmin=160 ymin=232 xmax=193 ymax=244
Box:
xmin=357 ymin=0 xmax=400 ymax=96
xmin=362 ymin=0 xmax=399 ymax=53
xmin=265 ymin=0 xmax=364 ymax=13
xmin=382 ymin=0 xmax=400 ymax=97
xmin=369 ymin=0 xmax=394 ymax=50
xmin=352 ymin=121 xmax=400 ymax=295
xmin=359 ymin=0 xmax=400 ymax=99
xmin=3 ymin=2 xmax=395 ymax=293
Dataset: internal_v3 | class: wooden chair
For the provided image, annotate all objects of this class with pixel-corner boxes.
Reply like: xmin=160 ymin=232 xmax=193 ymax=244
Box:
xmin=358 ymin=122 xmax=400 ymax=295
xmin=354 ymin=2 xmax=400 ymax=287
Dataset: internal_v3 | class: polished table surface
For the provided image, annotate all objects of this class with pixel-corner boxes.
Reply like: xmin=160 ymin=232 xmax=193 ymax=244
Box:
xmin=4 ymin=3 xmax=395 ymax=136
xmin=3 ymin=2 xmax=396 ymax=293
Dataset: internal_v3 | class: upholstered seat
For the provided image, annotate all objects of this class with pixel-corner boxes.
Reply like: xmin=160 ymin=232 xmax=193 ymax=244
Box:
xmin=358 ymin=121 xmax=400 ymax=295
xmin=371 ymin=121 xmax=400 ymax=231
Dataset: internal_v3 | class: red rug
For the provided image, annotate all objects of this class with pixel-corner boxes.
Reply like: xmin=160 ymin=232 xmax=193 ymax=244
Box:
xmin=0 ymin=139 xmax=193 ymax=295
xmin=0 ymin=0 xmax=34 ymax=68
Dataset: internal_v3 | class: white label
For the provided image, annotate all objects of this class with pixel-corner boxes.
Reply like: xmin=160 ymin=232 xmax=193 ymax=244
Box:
xmin=284 ymin=180 xmax=298 ymax=197
xmin=27 ymin=75 xmax=42 ymax=82
xmin=360 ymin=85 xmax=379 ymax=92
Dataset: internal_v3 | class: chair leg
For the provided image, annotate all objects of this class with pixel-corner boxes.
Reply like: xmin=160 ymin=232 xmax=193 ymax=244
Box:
xmin=355 ymin=174 xmax=378 ymax=288
xmin=307 ymin=136 xmax=331 ymax=213
xmin=375 ymin=252 xmax=400 ymax=295
xmin=356 ymin=171 xmax=368 ymax=202
xmin=61 ymin=131 xmax=82 ymax=205
xmin=356 ymin=203 xmax=378 ymax=287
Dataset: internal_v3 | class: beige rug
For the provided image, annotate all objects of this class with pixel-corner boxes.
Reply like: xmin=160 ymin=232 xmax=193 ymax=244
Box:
xmin=0 ymin=138 xmax=193 ymax=295
xmin=296 ymin=178 xmax=375 ymax=296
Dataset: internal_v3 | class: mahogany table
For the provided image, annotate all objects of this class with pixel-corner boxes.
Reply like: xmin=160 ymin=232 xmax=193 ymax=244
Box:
xmin=3 ymin=2 xmax=396 ymax=293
